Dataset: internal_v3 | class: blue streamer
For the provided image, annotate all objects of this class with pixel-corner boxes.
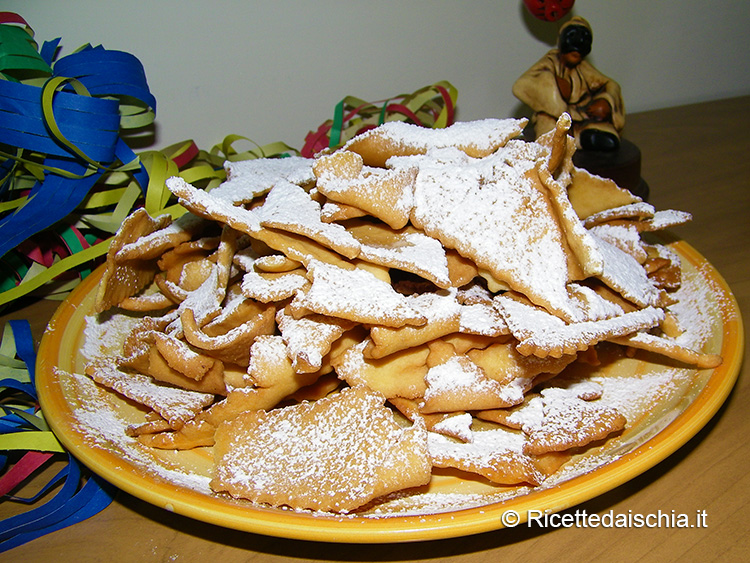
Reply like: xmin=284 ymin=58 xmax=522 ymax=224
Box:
xmin=8 ymin=462 xmax=67 ymax=504
xmin=0 ymin=158 xmax=102 ymax=259
xmin=114 ymin=137 xmax=149 ymax=193
xmin=0 ymin=453 xmax=117 ymax=552
xmin=8 ymin=321 xmax=35 ymax=388
xmin=0 ymin=453 xmax=82 ymax=540
xmin=0 ymin=379 xmax=35 ymax=397
xmin=0 ymin=28 xmax=156 ymax=265
xmin=39 ymin=39 xmax=61 ymax=67
xmin=0 ymin=320 xmax=117 ymax=553
xmin=0 ymin=79 xmax=121 ymax=162
xmin=0 ymin=422 xmax=24 ymax=433
xmin=53 ymin=46 xmax=156 ymax=113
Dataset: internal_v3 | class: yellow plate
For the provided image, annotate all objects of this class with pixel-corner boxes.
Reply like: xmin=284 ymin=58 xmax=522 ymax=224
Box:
xmin=36 ymin=240 xmax=743 ymax=543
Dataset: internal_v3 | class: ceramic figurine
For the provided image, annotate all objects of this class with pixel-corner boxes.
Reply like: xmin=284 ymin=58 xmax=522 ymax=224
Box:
xmin=513 ymin=16 xmax=624 ymax=152
xmin=513 ymin=15 xmax=648 ymax=198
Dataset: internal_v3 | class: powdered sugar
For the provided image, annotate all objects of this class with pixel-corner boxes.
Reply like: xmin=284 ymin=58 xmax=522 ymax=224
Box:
xmin=410 ymin=146 xmax=577 ymax=320
xmin=644 ymin=209 xmax=692 ymax=232
xmin=167 ymin=176 xmax=264 ymax=234
xmin=431 ymin=413 xmax=474 ymax=443
xmin=582 ymin=202 xmax=656 ymax=228
xmin=428 ymin=426 xmax=527 ymax=461
xmin=423 ymin=356 xmax=528 ymax=409
xmin=459 ymin=302 xmax=509 ymax=337
xmin=589 ymin=223 xmax=648 ymax=263
xmin=276 ymin=308 xmax=351 ymax=372
xmin=495 ymin=295 xmax=664 ymax=357
xmin=217 ymin=156 xmax=315 ymax=203
xmin=83 ymin=310 xmax=143 ymax=361
xmin=212 ymin=385 xmax=431 ymax=512
xmin=291 ymin=259 xmax=425 ymax=327
xmin=592 ymin=233 xmax=661 ymax=308
xmin=425 ymin=356 xmax=498 ymax=398
xmin=241 ymin=269 xmax=308 ymax=302
xmin=165 ymin=266 xmax=223 ymax=335
xmin=344 ymin=118 xmax=527 ymax=156
xmin=258 ymin=180 xmax=361 ymax=258
xmin=357 ymin=230 xmax=452 ymax=288
xmin=116 ymin=213 xmax=205 ymax=261
xmin=67 ymin=371 xmax=213 ymax=493
xmin=667 ymin=257 xmax=723 ymax=351
xmin=81 ymin=362 xmax=214 ymax=427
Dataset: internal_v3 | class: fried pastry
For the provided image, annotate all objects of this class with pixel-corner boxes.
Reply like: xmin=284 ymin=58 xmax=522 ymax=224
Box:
xmin=79 ymin=114 xmax=722 ymax=514
xmin=211 ymin=385 xmax=431 ymax=512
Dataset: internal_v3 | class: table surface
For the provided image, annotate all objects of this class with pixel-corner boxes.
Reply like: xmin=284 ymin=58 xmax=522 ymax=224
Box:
xmin=2 ymin=96 xmax=749 ymax=562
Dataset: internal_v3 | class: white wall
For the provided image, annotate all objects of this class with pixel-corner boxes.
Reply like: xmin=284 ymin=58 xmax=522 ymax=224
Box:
xmin=7 ymin=0 xmax=750 ymax=152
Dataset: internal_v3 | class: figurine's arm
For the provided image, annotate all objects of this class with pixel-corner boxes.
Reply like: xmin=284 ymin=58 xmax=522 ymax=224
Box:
xmin=512 ymin=52 xmax=569 ymax=119
xmin=577 ymin=61 xmax=625 ymax=131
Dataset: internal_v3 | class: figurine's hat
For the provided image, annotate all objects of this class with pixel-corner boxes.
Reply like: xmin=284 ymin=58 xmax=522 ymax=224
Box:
xmin=559 ymin=16 xmax=592 ymax=36
xmin=558 ymin=16 xmax=592 ymax=55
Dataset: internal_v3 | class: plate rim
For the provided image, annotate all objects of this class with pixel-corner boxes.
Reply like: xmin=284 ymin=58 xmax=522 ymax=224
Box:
xmin=36 ymin=239 xmax=744 ymax=543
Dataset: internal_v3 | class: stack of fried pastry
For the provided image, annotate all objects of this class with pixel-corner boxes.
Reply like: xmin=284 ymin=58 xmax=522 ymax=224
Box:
xmin=79 ymin=113 xmax=721 ymax=513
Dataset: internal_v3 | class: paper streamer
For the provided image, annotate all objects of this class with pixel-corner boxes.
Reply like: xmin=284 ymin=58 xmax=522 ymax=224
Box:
xmin=301 ymin=80 xmax=457 ymax=157
xmin=0 ymin=13 xmax=296 ymax=308
xmin=0 ymin=321 xmax=118 ymax=553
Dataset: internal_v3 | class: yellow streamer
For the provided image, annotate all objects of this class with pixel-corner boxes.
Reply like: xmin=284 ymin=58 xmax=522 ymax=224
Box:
xmin=0 ymin=431 xmax=65 ymax=453
xmin=0 ymin=239 xmax=111 ymax=307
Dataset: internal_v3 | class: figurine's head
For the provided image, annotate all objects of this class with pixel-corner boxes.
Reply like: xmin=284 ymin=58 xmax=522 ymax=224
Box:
xmin=558 ymin=16 xmax=592 ymax=62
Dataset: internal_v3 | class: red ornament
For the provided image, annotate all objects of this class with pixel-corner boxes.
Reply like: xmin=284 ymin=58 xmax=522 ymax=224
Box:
xmin=523 ymin=0 xmax=575 ymax=22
